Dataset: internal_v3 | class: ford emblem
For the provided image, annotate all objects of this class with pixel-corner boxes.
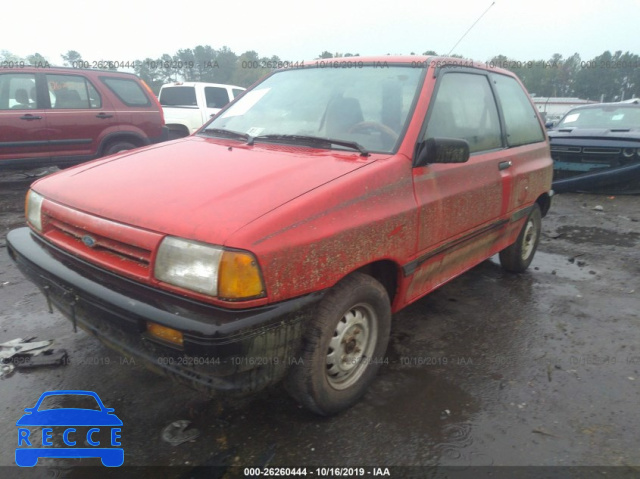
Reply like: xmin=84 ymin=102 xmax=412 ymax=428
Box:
xmin=82 ymin=235 xmax=96 ymax=248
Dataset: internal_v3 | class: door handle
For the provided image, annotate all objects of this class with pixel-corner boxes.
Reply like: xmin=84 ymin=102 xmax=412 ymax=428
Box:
xmin=20 ymin=114 xmax=42 ymax=120
xmin=96 ymin=113 xmax=113 ymax=119
xmin=499 ymin=161 xmax=512 ymax=171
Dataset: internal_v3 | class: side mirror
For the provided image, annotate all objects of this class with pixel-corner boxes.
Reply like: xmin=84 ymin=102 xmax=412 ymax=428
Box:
xmin=414 ymin=138 xmax=470 ymax=168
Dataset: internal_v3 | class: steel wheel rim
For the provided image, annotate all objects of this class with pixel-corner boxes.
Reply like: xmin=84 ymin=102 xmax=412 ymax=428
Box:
xmin=325 ymin=303 xmax=378 ymax=390
xmin=521 ymin=217 xmax=538 ymax=261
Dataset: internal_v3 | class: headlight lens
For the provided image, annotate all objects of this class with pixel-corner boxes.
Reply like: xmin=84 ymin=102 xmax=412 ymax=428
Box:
xmin=155 ymin=237 xmax=223 ymax=295
xmin=26 ymin=190 xmax=44 ymax=232
xmin=154 ymin=236 xmax=265 ymax=300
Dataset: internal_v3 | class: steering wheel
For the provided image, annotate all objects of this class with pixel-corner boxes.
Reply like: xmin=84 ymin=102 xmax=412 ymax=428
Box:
xmin=347 ymin=121 xmax=399 ymax=147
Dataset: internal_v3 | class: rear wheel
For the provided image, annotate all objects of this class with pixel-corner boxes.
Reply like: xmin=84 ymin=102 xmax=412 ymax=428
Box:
xmin=499 ymin=203 xmax=542 ymax=272
xmin=285 ymin=273 xmax=391 ymax=415
xmin=104 ymin=141 xmax=136 ymax=156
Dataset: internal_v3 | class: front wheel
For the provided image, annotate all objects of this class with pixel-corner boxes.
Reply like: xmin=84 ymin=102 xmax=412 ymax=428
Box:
xmin=285 ymin=273 xmax=391 ymax=415
xmin=499 ymin=203 xmax=542 ymax=273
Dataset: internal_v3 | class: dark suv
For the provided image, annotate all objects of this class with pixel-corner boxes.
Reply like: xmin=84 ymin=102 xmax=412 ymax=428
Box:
xmin=0 ymin=67 xmax=167 ymax=169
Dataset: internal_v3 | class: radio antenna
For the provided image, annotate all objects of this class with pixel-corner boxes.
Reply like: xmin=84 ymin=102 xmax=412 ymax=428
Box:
xmin=447 ymin=2 xmax=496 ymax=56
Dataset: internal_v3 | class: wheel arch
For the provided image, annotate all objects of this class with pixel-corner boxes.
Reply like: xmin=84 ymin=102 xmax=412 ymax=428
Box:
xmin=536 ymin=192 xmax=552 ymax=218
xmin=98 ymin=132 xmax=148 ymax=156
xmin=354 ymin=259 xmax=400 ymax=307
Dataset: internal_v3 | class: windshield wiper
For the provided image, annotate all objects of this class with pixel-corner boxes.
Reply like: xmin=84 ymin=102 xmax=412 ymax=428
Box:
xmin=199 ymin=128 xmax=251 ymax=142
xmin=251 ymin=134 xmax=370 ymax=156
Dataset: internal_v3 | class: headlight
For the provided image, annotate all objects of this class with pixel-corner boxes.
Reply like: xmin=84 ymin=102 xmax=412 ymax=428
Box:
xmin=154 ymin=236 xmax=265 ymax=300
xmin=26 ymin=190 xmax=44 ymax=232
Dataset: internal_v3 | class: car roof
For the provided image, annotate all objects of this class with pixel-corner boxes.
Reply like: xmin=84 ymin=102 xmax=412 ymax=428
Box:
xmin=161 ymin=82 xmax=245 ymax=89
xmin=278 ymin=55 xmax=516 ymax=77
xmin=1 ymin=66 xmax=141 ymax=79
xmin=565 ymin=102 xmax=640 ymax=112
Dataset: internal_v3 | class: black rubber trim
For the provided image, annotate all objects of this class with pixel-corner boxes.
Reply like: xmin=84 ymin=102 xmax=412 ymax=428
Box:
xmin=402 ymin=217 xmax=510 ymax=276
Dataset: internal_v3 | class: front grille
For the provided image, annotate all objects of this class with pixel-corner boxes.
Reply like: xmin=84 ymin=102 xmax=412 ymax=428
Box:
xmin=49 ymin=218 xmax=151 ymax=265
xmin=582 ymin=147 xmax=622 ymax=155
xmin=551 ymin=145 xmax=625 ymax=168
xmin=41 ymin=200 xmax=163 ymax=281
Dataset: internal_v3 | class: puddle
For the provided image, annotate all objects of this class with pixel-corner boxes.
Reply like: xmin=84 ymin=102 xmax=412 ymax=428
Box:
xmin=529 ymin=251 xmax=598 ymax=281
xmin=555 ymin=225 xmax=640 ymax=247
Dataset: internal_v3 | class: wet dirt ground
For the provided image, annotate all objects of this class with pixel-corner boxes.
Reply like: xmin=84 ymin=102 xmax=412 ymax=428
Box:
xmin=1 ymin=169 xmax=639 ymax=477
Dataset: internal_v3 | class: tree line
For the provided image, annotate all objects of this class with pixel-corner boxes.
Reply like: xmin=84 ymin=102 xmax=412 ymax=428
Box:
xmin=1 ymin=47 xmax=638 ymax=101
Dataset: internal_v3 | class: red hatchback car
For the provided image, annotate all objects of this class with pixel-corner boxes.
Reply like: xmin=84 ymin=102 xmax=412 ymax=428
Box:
xmin=8 ymin=56 xmax=553 ymax=415
xmin=0 ymin=66 xmax=167 ymax=169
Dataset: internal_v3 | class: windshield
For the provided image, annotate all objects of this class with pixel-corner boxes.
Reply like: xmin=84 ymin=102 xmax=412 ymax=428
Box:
xmin=558 ymin=106 xmax=640 ymax=129
xmin=202 ymin=65 xmax=424 ymax=153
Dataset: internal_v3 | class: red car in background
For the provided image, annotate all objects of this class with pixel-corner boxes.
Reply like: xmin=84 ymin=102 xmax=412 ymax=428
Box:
xmin=0 ymin=66 xmax=167 ymax=169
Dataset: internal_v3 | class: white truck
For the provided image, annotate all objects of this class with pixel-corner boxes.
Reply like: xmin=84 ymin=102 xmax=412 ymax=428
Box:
xmin=158 ymin=82 xmax=245 ymax=139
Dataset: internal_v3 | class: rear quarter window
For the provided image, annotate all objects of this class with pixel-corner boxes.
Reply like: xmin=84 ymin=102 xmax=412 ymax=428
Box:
xmin=492 ymin=74 xmax=545 ymax=146
xmin=101 ymin=77 xmax=151 ymax=107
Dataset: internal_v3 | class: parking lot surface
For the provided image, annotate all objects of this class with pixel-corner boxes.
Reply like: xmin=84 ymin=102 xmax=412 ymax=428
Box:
xmin=1 ymin=170 xmax=639 ymax=476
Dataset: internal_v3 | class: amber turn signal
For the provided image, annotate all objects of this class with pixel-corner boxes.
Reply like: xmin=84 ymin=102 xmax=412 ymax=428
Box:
xmin=218 ymin=251 xmax=265 ymax=300
xmin=146 ymin=322 xmax=184 ymax=346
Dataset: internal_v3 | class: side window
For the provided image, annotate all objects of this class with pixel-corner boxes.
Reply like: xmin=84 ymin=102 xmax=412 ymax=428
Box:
xmin=205 ymin=87 xmax=230 ymax=108
xmin=492 ymin=74 xmax=544 ymax=146
xmin=159 ymin=87 xmax=196 ymax=106
xmin=0 ymin=73 xmax=37 ymax=110
xmin=46 ymin=74 xmax=101 ymax=109
xmin=424 ymin=72 xmax=502 ymax=154
xmin=101 ymin=77 xmax=150 ymax=107
xmin=232 ymin=88 xmax=244 ymax=99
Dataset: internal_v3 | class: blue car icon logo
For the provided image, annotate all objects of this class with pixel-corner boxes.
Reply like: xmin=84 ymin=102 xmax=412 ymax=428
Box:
xmin=16 ymin=390 xmax=123 ymax=467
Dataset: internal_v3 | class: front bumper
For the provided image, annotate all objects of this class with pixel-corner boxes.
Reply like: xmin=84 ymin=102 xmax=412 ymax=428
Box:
xmin=7 ymin=228 xmax=323 ymax=395
xmin=552 ymin=161 xmax=640 ymax=193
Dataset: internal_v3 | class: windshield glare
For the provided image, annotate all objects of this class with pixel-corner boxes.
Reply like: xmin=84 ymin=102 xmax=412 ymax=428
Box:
xmin=558 ymin=106 xmax=640 ymax=129
xmin=204 ymin=65 xmax=424 ymax=153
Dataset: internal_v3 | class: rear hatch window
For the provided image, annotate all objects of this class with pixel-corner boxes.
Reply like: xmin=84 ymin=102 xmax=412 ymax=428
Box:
xmin=159 ymin=87 xmax=197 ymax=107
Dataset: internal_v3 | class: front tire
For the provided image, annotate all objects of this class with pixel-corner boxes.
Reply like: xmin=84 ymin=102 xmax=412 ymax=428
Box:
xmin=285 ymin=273 xmax=391 ymax=416
xmin=499 ymin=203 xmax=542 ymax=272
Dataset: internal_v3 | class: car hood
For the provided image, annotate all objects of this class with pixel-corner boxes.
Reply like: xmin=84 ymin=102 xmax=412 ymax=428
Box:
xmin=34 ymin=137 xmax=374 ymax=244
xmin=548 ymin=128 xmax=640 ymax=141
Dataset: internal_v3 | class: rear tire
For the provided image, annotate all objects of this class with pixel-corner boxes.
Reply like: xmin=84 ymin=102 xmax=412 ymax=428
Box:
xmin=285 ymin=273 xmax=391 ymax=416
xmin=499 ymin=204 xmax=542 ymax=272
xmin=104 ymin=141 xmax=136 ymax=156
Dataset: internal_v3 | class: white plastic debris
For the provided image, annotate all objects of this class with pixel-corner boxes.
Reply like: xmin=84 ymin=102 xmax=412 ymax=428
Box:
xmin=0 ymin=338 xmax=54 ymax=360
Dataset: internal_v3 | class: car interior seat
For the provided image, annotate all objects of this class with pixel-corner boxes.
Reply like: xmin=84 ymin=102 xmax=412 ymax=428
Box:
xmin=12 ymin=89 xmax=31 ymax=109
xmin=323 ymin=97 xmax=364 ymax=138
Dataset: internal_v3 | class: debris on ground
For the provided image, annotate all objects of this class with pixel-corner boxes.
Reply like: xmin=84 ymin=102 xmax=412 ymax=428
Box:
xmin=0 ymin=363 xmax=15 ymax=379
xmin=532 ymin=428 xmax=561 ymax=438
xmin=161 ymin=420 xmax=201 ymax=446
xmin=0 ymin=337 xmax=67 ymax=372
xmin=0 ymin=338 xmax=53 ymax=360
xmin=593 ymin=205 xmax=604 ymax=211
xmin=14 ymin=350 xmax=68 ymax=369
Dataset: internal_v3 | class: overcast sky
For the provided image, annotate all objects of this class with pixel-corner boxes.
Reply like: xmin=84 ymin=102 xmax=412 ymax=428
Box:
xmin=3 ymin=0 xmax=639 ymax=64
